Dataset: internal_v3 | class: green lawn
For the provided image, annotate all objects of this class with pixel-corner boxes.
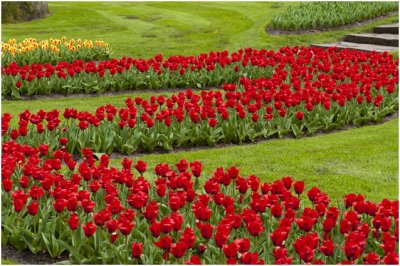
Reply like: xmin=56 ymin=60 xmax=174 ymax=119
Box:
xmin=2 ymin=2 xmax=398 ymax=58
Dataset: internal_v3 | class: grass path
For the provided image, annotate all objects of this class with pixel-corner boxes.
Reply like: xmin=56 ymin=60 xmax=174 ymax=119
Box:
xmin=2 ymin=2 xmax=398 ymax=58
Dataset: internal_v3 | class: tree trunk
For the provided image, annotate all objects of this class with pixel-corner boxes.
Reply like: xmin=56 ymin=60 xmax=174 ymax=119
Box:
xmin=2 ymin=1 xmax=50 ymax=24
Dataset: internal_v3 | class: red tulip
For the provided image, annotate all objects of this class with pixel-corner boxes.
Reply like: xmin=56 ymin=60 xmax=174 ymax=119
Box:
xmin=197 ymin=223 xmax=213 ymax=239
xmin=121 ymin=158 xmax=133 ymax=170
xmin=134 ymin=160 xmax=147 ymax=174
xmin=343 ymin=240 xmax=363 ymax=261
xmin=110 ymin=233 xmax=118 ymax=243
xmin=223 ymin=242 xmax=238 ymax=259
xmin=175 ymin=159 xmax=188 ymax=172
xmin=198 ymin=243 xmax=207 ymax=254
xmin=190 ymin=161 xmax=203 ymax=177
xmin=53 ymin=198 xmax=66 ymax=213
xmin=382 ymin=253 xmax=398 ymax=264
xmin=208 ymin=118 xmax=217 ymax=127
xmin=363 ymin=252 xmax=379 ymax=264
xmin=234 ymin=238 xmax=250 ymax=253
xmin=271 ymin=203 xmax=283 ymax=218
xmin=154 ymin=235 xmax=172 ymax=251
xmin=131 ymin=242 xmax=143 ymax=259
xmin=68 ymin=214 xmax=79 ymax=230
xmin=171 ymin=242 xmax=187 ymax=259
xmin=39 ymin=144 xmax=49 ymax=155
xmin=59 ymin=137 xmax=68 ymax=146
xmin=240 ymin=252 xmax=259 ymax=264
xmin=281 ymin=176 xmax=292 ymax=189
xmin=319 ymin=239 xmax=336 ymax=256
xmin=2 ymin=179 xmax=13 ymax=192
xmin=294 ymin=181 xmax=304 ymax=195
xmin=106 ymin=219 xmax=118 ymax=233
xmin=82 ymin=222 xmax=96 ymax=237
xmin=27 ymin=201 xmax=39 ymax=216
xmin=15 ymin=80 xmax=22 ymax=88
xmin=185 ymin=255 xmax=202 ymax=265
xmin=270 ymin=228 xmax=288 ymax=247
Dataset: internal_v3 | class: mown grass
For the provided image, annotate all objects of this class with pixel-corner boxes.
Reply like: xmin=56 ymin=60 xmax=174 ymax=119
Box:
xmin=2 ymin=2 xmax=398 ymax=58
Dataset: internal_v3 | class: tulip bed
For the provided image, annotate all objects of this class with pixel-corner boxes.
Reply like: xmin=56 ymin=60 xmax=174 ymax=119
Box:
xmin=1 ymin=141 xmax=399 ymax=264
xmin=2 ymin=47 xmax=398 ymax=155
xmin=1 ymin=37 xmax=110 ymax=67
xmin=269 ymin=2 xmax=399 ymax=31
xmin=2 ymin=48 xmax=274 ymax=99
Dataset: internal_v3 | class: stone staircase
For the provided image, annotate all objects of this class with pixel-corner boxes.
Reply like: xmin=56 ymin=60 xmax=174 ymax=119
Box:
xmin=312 ymin=23 xmax=399 ymax=53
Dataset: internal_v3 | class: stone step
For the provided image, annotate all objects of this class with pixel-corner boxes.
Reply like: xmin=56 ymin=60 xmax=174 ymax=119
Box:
xmin=311 ymin=42 xmax=398 ymax=53
xmin=374 ymin=23 xmax=399 ymax=34
xmin=343 ymin=33 xmax=398 ymax=47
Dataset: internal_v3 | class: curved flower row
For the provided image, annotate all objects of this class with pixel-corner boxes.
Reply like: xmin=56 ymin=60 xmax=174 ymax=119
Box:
xmin=5 ymin=46 xmax=396 ymax=99
xmin=2 ymin=47 xmax=398 ymax=155
xmin=269 ymin=2 xmax=398 ymax=31
xmin=2 ymin=47 xmax=274 ymax=98
xmin=1 ymin=37 xmax=110 ymax=67
xmin=1 ymin=141 xmax=398 ymax=264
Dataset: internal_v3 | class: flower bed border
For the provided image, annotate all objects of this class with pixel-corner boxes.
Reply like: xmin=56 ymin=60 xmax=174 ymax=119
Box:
xmin=266 ymin=11 xmax=397 ymax=36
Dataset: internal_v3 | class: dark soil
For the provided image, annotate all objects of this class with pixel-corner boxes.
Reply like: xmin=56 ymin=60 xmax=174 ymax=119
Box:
xmin=1 ymin=245 xmax=69 ymax=265
xmin=2 ymin=86 xmax=220 ymax=101
xmin=124 ymin=15 xmax=139 ymax=20
xmin=71 ymin=111 xmax=398 ymax=162
xmin=266 ymin=11 xmax=398 ymax=35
